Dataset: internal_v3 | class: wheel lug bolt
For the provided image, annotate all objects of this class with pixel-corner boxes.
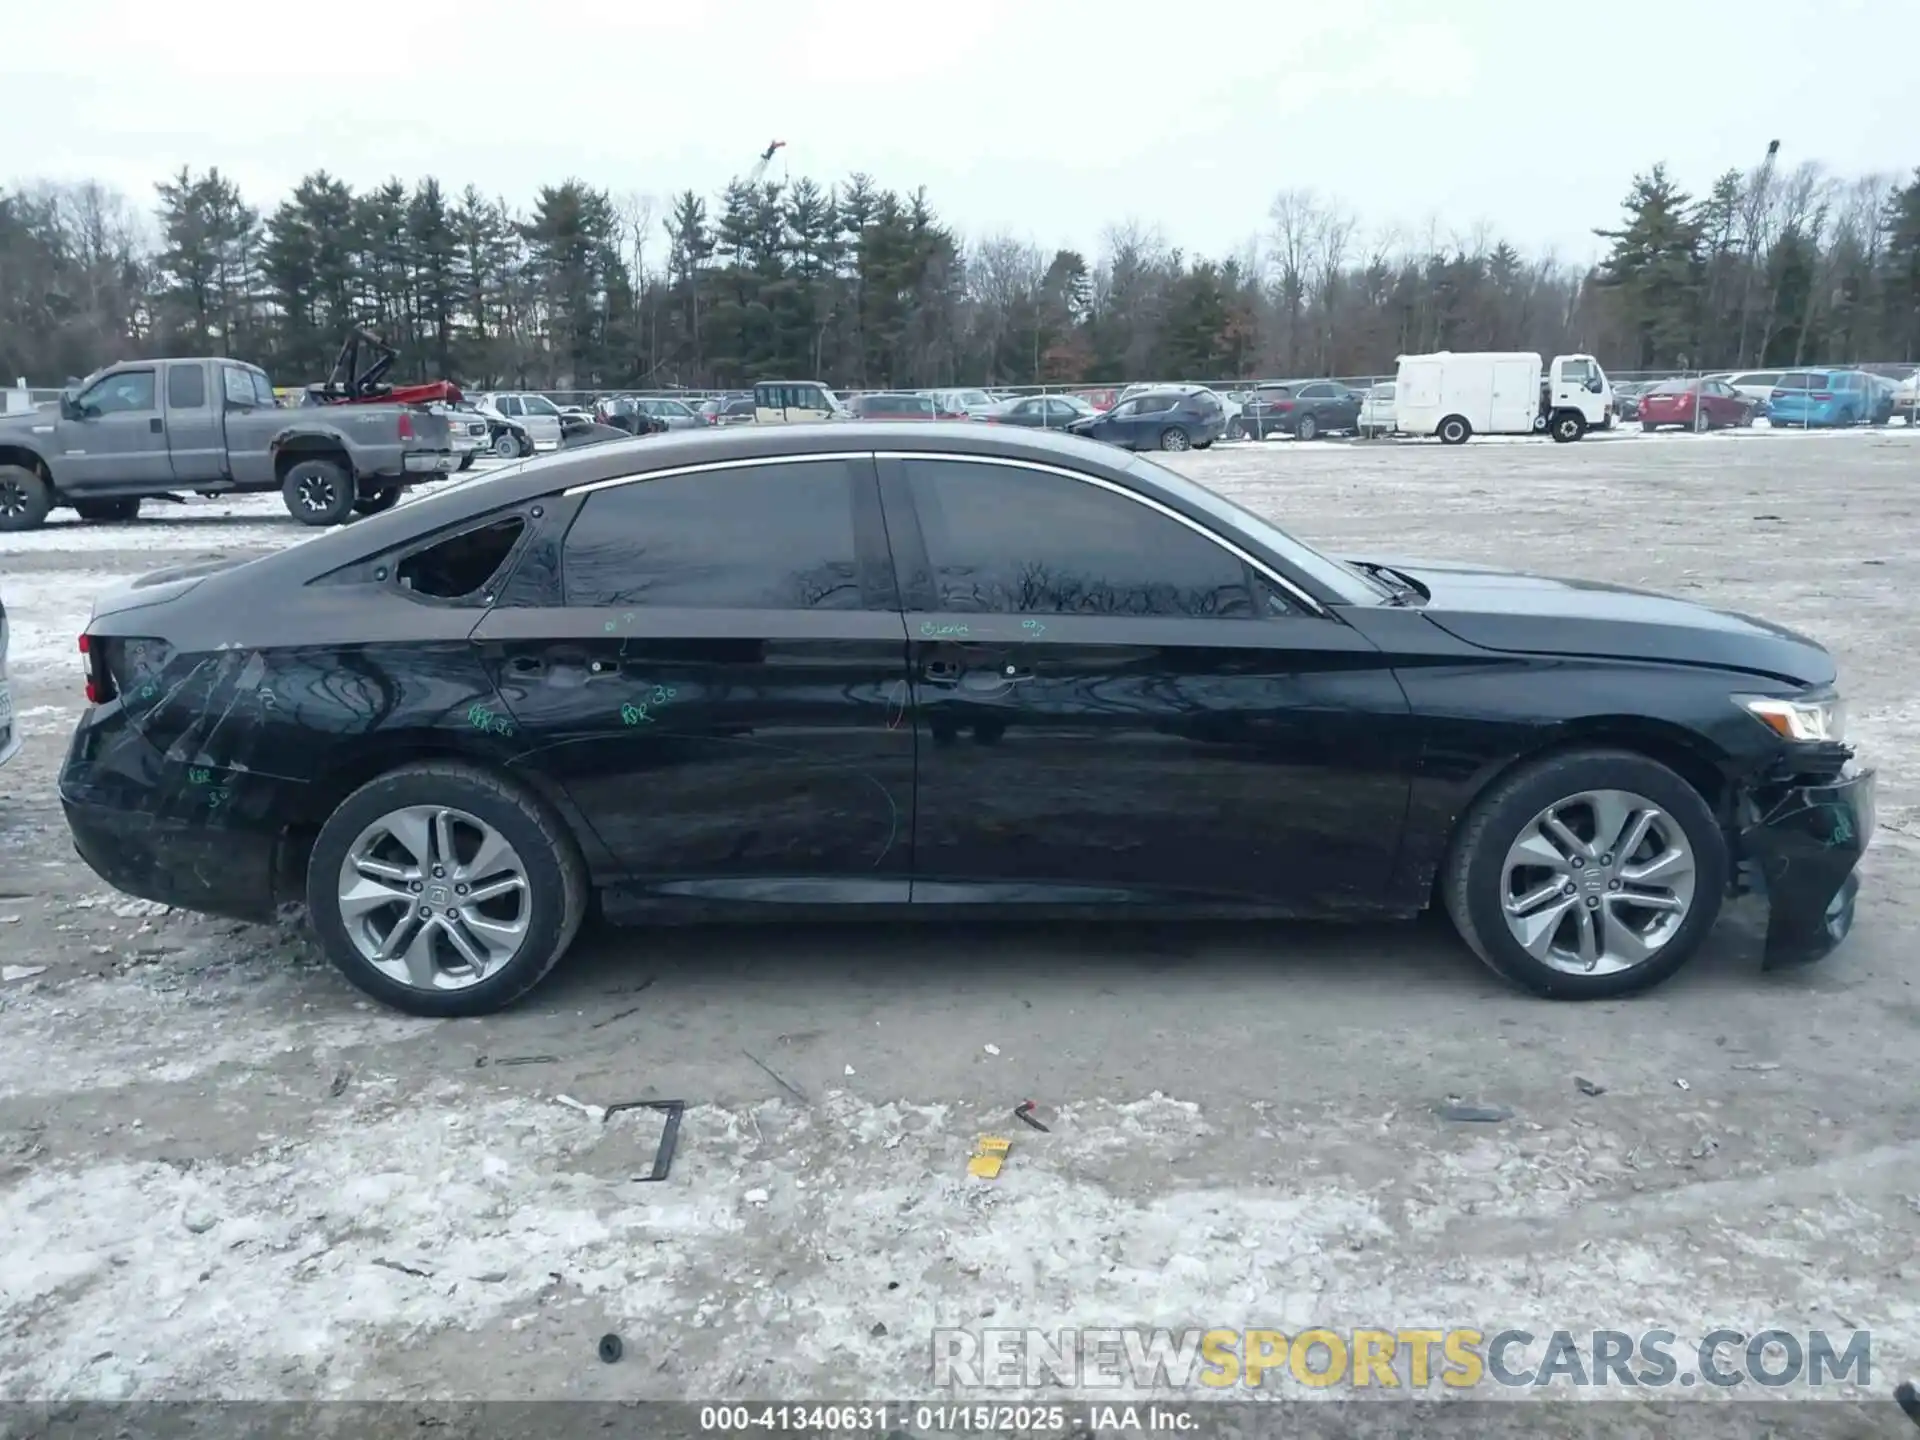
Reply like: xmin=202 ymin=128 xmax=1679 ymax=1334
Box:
xmin=1570 ymin=857 xmax=1583 ymax=869
xmin=417 ymin=905 xmax=432 ymax=918
xmin=433 ymin=866 xmax=446 ymax=878
xmin=1608 ymin=879 xmax=1621 ymax=891
xmin=1600 ymin=854 xmax=1613 ymax=867
xmin=410 ymin=881 xmax=423 ymax=893
xmin=455 ymin=884 xmax=468 ymax=895
xmin=1585 ymin=896 xmax=1600 ymax=909
xmin=1562 ymin=883 xmax=1576 ymax=896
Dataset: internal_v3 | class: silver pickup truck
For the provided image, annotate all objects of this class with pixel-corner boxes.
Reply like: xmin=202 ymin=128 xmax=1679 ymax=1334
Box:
xmin=0 ymin=356 xmax=454 ymax=532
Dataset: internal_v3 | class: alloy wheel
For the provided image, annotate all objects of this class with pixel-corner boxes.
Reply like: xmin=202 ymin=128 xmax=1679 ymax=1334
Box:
xmin=1498 ymin=788 xmax=1696 ymax=976
xmin=337 ymin=804 xmax=532 ymax=991
xmin=0 ymin=480 xmax=27 ymax=518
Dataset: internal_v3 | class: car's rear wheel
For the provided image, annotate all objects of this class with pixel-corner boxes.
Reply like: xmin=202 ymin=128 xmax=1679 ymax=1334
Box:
xmin=0 ymin=465 xmax=52 ymax=532
xmin=492 ymin=432 xmax=519 ymax=459
xmin=1437 ymin=416 xmax=1471 ymax=445
xmin=518 ymin=434 xmax=537 ymax=458
xmin=1442 ymin=748 xmax=1727 ymax=999
xmin=74 ymin=497 xmax=141 ymax=523
xmin=283 ymin=458 xmax=356 ymax=526
xmin=1158 ymin=426 xmax=1190 ymax=451
xmin=1296 ymin=414 xmax=1319 ymax=441
xmin=306 ymin=762 xmax=589 ymax=1017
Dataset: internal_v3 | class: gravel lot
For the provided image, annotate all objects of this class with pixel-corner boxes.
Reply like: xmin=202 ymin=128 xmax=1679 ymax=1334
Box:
xmin=2 ymin=429 xmax=1917 ymax=1418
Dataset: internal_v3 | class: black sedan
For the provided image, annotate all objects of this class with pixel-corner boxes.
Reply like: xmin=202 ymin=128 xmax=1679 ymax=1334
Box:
xmin=59 ymin=423 xmax=1873 ymax=1016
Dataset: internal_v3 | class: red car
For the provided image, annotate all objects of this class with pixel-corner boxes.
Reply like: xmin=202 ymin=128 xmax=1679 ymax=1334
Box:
xmin=1638 ymin=378 xmax=1756 ymax=432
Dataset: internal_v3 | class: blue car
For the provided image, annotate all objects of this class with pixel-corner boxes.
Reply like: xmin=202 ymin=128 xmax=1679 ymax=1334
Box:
xmin=1766 ymin=369 xmax=1878 ymax=427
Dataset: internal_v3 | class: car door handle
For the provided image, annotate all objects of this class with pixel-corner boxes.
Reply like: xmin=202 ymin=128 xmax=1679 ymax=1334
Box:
xmin=149 ymin=417 xmax=163 ymax=433
xmin=921 ymin=659 xmax=962 ymax=687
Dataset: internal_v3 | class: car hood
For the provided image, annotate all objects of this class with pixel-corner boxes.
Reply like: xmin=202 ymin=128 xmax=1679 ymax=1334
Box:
xmin=1347 ymin=554 xmax=1834 ymax=686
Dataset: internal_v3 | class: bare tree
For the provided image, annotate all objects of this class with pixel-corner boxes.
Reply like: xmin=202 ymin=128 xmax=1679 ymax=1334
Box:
xmin=1266 ymin=189 xmax=1323 ymax=372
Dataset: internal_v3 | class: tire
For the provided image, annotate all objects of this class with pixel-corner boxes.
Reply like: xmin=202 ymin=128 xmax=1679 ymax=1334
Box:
xmin=1437 ymin=416 xmax=1471 ymax=445
xmin=457 ymin=452 xmax=477 ymax=471
xmin=1296 ymin=414 xmax=1319 ymax=441
xmin=1230 ymin=419 xmax=1249 ymax=440
xmin=1551 ymin=411 xmax=1586 ymax=443
xmin=282 ymin=457 xmax=356 ymax=526
xmin=1642 ymin=422 xmax=1659 ymax=432
xmin=74 ymin=497 xmax=141 ymax=523
xmin=1441 ymin=748 xmax=1727 ymax=1000
xmin=1158 ymin=426 xmax=1191 ymax=452
xmin=305 ymin=761 xmax=590 ymax=1018
xmin=0 ymin=464 xmax=52 ymax=532
xmin=517 ymin=434 xmax=536 ymax=458
xmin=492 ymin=432 xmax=520 ymax=459
xmin=351 ymin=487 xmax=401 ymax=517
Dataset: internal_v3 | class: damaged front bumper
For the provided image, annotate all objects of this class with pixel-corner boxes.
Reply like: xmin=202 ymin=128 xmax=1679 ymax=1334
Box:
xmin=1736 ymin=762 xmax=1876 ymax=968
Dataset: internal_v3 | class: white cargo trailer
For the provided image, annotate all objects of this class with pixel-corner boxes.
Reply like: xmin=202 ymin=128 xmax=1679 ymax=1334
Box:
xmin=1394 ymin=351 xmax=1613 ymax=444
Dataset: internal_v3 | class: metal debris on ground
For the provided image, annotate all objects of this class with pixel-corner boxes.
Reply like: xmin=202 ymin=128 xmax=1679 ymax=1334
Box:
xmin=1732 ymin=1062 xmax=1781 ymax=1072
xmin=1435 ymin=1102 xmax=1513 ymax=1123
xmin=2 ymin=965 xmax=47 ymax=981
xmin=1674 ymin=1078 xmax=1691 ymax=1090
xmin=598 ymin=1334 xmax=624 ymax=1364
xmin=1574 ymin=1077 xmax=1606 ymax=1096
xmin=1014 ymin=1099 xmax=1049 ymax=1132
xmin=967 ymin=1136 xmax=1011 ymax=1179
xmin=604 ymin=1099 xmax=685 ymax=1183
xmin=553 ymin=1094 xmax=606 ymax=1122
xmin=475 ymin=1054 xmax=558 ymax=1068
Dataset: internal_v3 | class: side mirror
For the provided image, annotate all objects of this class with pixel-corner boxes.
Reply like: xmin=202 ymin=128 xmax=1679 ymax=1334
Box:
xmin=59 ymin=393 xmax=83 ymax=421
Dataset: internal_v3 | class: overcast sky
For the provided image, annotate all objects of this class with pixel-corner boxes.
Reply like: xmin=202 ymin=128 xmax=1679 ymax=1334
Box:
xmin=4 ymin=0 xmax=1912 ymax=267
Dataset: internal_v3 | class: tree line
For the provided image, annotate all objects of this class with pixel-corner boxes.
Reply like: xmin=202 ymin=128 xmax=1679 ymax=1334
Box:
xmin=2 ymin=156 xmax=1916 ymax=393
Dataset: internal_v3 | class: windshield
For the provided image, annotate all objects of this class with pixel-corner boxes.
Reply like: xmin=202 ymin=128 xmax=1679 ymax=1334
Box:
xmin=1125 ymin=455 xmax=1391 ymax=606
xmin=521 ymin=396 xmax=560 ymax=417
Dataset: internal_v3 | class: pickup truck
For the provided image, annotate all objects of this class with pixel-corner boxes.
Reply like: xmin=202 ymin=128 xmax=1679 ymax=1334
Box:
xmin=0 ymin=355 xmax=455 ymax=533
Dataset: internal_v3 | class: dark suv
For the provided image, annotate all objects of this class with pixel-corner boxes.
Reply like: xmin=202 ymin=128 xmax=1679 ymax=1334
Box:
xmin=1237 ymin=381 xmax=1364 ymax=441
xmin=1066 ymin=386 xmax=1224 ymax=452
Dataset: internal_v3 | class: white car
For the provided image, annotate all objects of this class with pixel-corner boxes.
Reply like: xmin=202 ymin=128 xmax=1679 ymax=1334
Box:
xmin=472 ymin=392 xmax=563 ymax=451
xmin=433 ymin=404 xmax=493 ymax=470
xmin=929 ymin=388 xmax=999 ymax=419
xmin=1356 ymin=382 xmax=1398 ymax=438
xmin=0 ymin=589 xmax=16 ymax=769
xmin=1710 ymin=371 xmax=1786 ymax=406
xmin=1887 ymin=368 xmax=1918 ymax=421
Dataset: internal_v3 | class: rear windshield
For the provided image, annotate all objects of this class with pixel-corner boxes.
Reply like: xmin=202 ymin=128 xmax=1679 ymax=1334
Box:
xmin=1648 ymin=380 xmax=1697 ymax=395
xmin=1775 ymin=372 xmax=1826 ymax=390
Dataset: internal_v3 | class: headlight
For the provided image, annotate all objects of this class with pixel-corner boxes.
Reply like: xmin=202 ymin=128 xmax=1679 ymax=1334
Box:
xmin=1735 ymin=692 xmax=1846 ymax=743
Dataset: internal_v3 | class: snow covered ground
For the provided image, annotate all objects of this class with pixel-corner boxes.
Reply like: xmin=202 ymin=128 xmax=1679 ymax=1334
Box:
xmin=1 ymin=434 xmax=1917 ymax=1420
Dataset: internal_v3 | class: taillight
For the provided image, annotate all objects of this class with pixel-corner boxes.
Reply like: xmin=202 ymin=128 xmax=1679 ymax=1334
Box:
xmin=1810 ymin=391 xmax=1833 ymax=401
xmin=398 ymin=410 xmax=415 ymax=439
xmin=79 ymin=633 xmax=114 ymax=705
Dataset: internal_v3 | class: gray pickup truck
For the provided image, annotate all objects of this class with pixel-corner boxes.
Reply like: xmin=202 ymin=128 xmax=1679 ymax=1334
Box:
xmin=0 ymin=356 xmax=455 ymax=533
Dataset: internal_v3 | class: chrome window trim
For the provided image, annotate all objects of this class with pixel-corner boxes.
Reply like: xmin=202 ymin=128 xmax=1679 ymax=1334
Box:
xmin=562 ymin=452 xmax=875 ymax=496
xmin=560 ymin=448 xmax=1328 ymax=617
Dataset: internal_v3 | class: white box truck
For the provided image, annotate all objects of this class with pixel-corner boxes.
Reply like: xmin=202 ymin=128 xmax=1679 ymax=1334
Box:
xmin=1393 ymin=351 xmax=1613 ymax=444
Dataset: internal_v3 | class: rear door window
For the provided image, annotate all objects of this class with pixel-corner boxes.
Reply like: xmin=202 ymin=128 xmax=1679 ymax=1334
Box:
xmin=561 ymin=459 xmax=869 ymax=611
xmin=1775 ymin=373 xmax=1819 ymax=391
xmin=166 ymin=364 xmax=207 ymax=410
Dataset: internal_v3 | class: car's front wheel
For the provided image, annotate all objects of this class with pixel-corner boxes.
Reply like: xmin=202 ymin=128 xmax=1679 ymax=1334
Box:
xmin=0 ymin=465 xmax=52 ymax=532
xmin=306 ymin=762 xmax=590 ymax=1017
xmin=1442 ymin=748 xmax=1727 ymax=999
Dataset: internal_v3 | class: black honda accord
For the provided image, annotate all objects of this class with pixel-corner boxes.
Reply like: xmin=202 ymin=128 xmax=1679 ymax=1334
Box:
xmin=58 ymin=423 xmax=1873 ymax=1016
